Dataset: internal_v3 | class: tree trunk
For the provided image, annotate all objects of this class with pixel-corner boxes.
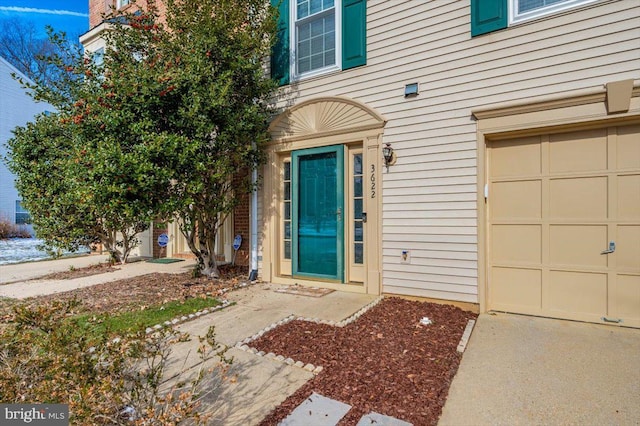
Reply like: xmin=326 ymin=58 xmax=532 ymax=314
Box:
xmin=103 ymin=229 xmax=124 ymax=264
xmin=104 ymin=241 xmax=124 ymax=264
xmin=101 ymin=227 xmax=140 ymax=265
xmin=180 ymin=215 xmax=220 ymax=278
xmin=197 ymin=219 xmax=219 ymax=278
xmin=199 ymin=251 xmax=220 ymax=278
xmin=119 ymin=229 xmax=139 ymax=265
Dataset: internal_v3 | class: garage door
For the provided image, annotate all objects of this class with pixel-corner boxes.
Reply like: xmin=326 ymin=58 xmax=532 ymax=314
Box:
xmin=488 ymin=124 xmax=640 ymax=327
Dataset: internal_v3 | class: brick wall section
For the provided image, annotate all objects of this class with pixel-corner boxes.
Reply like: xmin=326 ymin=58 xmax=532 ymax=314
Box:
xmin=153 ymin=1 xmax=168 ymax=26
xmin=233 ymin=171 xmax=250 ymax=266
xmin=152 ymin=221 xmax=168 ymax=258
xmin=89 ymin=0 xmax=109 ymax=28
xmin=89 ymin=0 xmax=168 ymax=29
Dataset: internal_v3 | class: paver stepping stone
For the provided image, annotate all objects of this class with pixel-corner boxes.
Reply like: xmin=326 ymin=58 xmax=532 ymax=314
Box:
xmin=278 ymin=392 xmax=351 ymax=426
xmin=357 ymin=411 xmax=413 ymax=426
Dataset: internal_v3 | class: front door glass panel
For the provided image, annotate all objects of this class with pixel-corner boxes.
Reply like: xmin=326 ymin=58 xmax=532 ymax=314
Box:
xmin=292 ymin=146 xmax=344 ymax=281
xmin=353 ymin=153 xmax=364 ymax=264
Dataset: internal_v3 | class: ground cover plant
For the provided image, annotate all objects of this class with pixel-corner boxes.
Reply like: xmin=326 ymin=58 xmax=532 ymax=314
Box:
xmin=0 ymin=263 xmax=245 ymax=424
xmin=0 ymin=299 xmax=227 ymax=425
xmin=73 ymin=296 xmax=220 ymax=338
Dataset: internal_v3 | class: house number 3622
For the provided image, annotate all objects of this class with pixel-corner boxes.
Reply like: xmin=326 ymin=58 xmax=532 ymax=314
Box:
xmin=370 ymin=164 xmax=376 ymax=198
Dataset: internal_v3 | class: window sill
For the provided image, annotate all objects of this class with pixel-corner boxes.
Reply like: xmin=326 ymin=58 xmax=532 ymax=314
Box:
xmin=290 ymin=65 xmax=342 ymax=84
xmin=116 ymin=3 xmax=133 ymax=12
xmin=509 ymin=0 xmax=600 ymax=26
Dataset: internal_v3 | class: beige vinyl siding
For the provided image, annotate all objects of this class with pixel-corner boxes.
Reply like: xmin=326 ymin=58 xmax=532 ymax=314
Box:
xmin=269 ymin=0 xmax=640 ymax=302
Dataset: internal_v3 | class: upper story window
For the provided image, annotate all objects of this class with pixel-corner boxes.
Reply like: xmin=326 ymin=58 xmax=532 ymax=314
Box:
xmin=293 ymin=0 xmax=340 ymax=77
xmin=471 ymin=0 xmax=598 ymax=37
xmin=511 ymin=0 xmax=597 ymax=23
xmin=93 ymin=47 xmax=105 ymax=66
xmin=116 ymin=0 xmax=130 ymax=9
xmin=270 ymin=0 xmax=366 ymax=86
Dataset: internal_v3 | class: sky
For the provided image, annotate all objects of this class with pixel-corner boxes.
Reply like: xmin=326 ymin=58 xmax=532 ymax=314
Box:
xmin=0 ymin=0 xmax=89 ymax=40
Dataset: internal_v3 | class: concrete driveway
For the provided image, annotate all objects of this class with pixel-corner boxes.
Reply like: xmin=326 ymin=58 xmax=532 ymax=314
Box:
xmin=439 ymin=313 xmax=640 ymax=425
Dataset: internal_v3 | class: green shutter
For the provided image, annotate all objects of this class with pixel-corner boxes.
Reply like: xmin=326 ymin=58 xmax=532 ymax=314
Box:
xmin=271 ymin=0 xmax=290 ymax=85
xmin=342 ymin=0 xmax=366 ymax=70
xmin=471 ymin=0 xmax=508 ymax=37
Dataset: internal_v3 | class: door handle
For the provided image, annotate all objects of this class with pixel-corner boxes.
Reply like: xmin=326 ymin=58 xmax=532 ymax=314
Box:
xmin=600 ymin=241 xmax=615 ymax=255
xmin=336 ymin=208 xmax=342 ymax=221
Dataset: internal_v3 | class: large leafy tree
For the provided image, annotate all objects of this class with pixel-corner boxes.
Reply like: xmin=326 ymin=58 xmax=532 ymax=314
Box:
xmin=7 ymin=53 xmax=181 ymax=262
xmin=98 ymin=0 xmax=277 ymax=276
xmin=152 ymin=0 xmax=277 ymax=277
xmin=6 ymin=0 xmax=277 ymax=271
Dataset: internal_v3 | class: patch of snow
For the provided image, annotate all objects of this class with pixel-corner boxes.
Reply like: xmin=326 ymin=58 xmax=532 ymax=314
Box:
xmin=0 ymin=238 xmax=89 ymax=265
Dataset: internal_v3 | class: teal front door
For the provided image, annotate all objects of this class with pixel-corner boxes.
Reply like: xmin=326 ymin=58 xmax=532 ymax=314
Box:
xmin=292 ymin=146 xmax=344 ymax=281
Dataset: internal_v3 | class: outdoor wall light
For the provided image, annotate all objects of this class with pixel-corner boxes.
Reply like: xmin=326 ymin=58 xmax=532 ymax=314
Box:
xmin=404 ymin=82 xmax=419 ymax=97
xmin=382 ymin=143 xmax=396 ymax=171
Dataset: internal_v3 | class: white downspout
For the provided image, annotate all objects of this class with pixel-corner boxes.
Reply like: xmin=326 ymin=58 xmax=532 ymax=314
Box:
xmin=249 ymin=161 xmax=259 ymax=281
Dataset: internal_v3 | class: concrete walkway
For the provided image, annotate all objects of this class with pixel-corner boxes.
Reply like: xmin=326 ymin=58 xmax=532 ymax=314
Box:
xmin=439 ymin=312 xmax=640 ymax=426
xmin=0 ymin=254 xmax=111 ymax=285
xmin=0 ymin=255 xmax=197 ymax=298
xmin=164 ymin=284 xmax=377 ymax=425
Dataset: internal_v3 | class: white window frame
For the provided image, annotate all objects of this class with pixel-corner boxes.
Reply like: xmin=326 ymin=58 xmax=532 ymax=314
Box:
xmin=510 ymin=0 xmax=598 ymax=24
xmin=290 ymin=0 xmax=342 ymax=81
xmin=93 ymin=47 xmax=105 ymax=66
xmin=116 ymin=0 xmax=131 ymax=9
xmin=15 ymin=200 xmax=30 ymax=225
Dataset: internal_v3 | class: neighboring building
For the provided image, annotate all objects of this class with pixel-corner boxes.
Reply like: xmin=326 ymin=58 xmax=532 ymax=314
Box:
xmin=0 ymin=56 xmax=54 ymax=236
xmin=83 ymin=0 xmax=640 ymax=328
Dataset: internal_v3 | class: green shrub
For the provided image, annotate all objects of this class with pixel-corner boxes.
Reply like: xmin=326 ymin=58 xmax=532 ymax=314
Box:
xmin=0 ymin=299 xmax=230 ymax=425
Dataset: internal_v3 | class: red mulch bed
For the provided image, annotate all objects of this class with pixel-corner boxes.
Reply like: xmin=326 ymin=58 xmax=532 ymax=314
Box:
xmin=253 ymin=297 xmax=477 ymax=426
